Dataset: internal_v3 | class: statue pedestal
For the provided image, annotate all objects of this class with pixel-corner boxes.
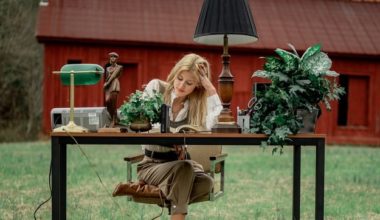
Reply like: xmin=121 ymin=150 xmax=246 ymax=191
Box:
xmin=98 ymin=127 xmax=122 ymax=133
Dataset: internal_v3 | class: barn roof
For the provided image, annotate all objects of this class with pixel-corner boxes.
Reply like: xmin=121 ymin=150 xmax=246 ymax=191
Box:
xmin=36 ymin=0 xmax=380 ymax=55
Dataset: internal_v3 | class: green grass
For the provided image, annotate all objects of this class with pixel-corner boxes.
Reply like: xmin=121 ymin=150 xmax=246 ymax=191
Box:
xmin=0 ymin=142 xmax=379 ymax=219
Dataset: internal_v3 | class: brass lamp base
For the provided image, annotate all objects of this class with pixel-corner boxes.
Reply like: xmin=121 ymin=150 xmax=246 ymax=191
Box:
xmin=212 ymin=110 xmax=242 ymax=133
xmin=53 ymin=121 xmax=88 ymax=133
xmin=211 ymin=122 xmax=241 ymax=133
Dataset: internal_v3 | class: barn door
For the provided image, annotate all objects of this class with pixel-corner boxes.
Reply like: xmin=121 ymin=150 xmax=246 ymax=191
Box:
xmin=117 ymin=63 xmax=138 ymax=108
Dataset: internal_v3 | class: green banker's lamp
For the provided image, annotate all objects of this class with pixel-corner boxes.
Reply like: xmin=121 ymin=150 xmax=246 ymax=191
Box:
xmin=52 ymin=64 xmax=104 ymax=132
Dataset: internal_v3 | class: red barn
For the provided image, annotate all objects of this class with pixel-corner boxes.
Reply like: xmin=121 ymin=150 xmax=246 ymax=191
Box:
xmin=36 ymin=0 xmax=380 ymax=145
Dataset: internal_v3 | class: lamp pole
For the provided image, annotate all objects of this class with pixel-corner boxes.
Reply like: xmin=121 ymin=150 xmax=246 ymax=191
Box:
xmin=212 ymin=35 xmax=242 ymax=133
xmin=69 ymin=71 xmax=75 ymax=123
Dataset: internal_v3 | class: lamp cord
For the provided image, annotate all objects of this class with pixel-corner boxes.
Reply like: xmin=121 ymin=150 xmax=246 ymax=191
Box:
xmin=33 ymin=130 xmax=127 ymax=219
xmin=64 ymin=130 xmax=125 ymax=213
xmin=33 ymin=159 xmax=52 ymax=220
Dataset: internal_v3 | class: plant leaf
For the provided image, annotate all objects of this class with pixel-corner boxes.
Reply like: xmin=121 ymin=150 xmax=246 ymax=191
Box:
xmin=301 ymin=44 xmax=321 ymax=62
xmin=289 ymin=85 xmax=305 ymax=95
xmin=264 ymin=56 xmax=284 ymax=72
xmin=301 ymin=52 xmax=332 ymax=76
xmin=252 ymin=70 xmax=271 ymax=78
xmin=325 ymin=70 xmax=339 ymax=77
xmin=295 ymin=79 xmax=311 ymax=86
xmin=287 ymin=43 xmax=299 ymax=57
xmin=275 ymin=72 xmax=290 ymax=82
xmin=275 ymin=48 xmax=299 ymax=73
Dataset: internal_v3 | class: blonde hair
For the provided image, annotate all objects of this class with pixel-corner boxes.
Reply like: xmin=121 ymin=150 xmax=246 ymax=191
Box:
xmin=164 ymin=53 xmax=212 ymax=127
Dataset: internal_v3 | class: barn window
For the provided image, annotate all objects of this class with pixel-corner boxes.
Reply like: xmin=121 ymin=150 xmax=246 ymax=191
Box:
xmin=338 ymin=74 xmax=369 ymax=127
xmin=67 ymin=59 xmax=82 ymax=64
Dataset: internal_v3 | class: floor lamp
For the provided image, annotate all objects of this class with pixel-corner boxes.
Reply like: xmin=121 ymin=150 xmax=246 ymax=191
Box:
xmin=52 ymin=64 xmax=104 ymax=132
xmin=194 ymin=0 xmax=258 ymax=133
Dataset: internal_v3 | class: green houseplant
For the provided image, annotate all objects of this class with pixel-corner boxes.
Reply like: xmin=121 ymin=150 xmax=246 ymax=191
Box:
xmin=250 ymin=44 xmax=345 ymax=152
xmin=119 ymin=90 xmax=163 ymax=132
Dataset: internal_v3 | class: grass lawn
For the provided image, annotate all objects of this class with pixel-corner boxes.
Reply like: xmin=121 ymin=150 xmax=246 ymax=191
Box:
xmin=0 ymin=141 xmax=379 ymax=219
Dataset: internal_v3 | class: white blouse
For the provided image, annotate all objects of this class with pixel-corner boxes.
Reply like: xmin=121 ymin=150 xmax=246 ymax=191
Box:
xmin=144 ymin=79 xmax=222 ymax=130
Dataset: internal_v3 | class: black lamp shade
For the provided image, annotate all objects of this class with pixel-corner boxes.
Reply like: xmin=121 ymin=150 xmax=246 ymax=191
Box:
xmin=194 ymin=0 xmax=258 ymax=45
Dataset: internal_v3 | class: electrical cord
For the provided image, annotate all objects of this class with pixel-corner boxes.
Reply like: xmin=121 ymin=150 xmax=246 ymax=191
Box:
xmin=33 ymin=129 xmax=127 ymax=219
xmin=33 ymin=159 xmax=52 ymax=220
xmin=64 ymin=130 xmax=125 ymax=213
xmin=33 ymin=116 xmax=61 ymax=219
xmin=52 ymin=115 xmax=61 ymax=129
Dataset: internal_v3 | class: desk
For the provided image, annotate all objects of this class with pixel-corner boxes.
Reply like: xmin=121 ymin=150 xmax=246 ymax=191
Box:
xmin=51 ymin=132 xmax=325 ymax=220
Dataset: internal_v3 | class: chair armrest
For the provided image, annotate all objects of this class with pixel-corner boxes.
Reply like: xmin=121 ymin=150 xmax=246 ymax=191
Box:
xmin=124 ymin=154 xmax=144 ymax=163
xmin=124 ymin=154 xmax=144 ymax=184
xmin=210 ymin=153 xmax=228 ymax=163
xmin=209 ymin=153 xmax=227 ymax=174
xmin=209 ymin=153 xmax=227 ymax=201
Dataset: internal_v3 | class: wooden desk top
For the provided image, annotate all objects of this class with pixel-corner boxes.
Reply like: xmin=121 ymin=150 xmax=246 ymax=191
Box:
xmin=51 ymin=132 xmax=325 ymax=147
xmin=51 ymin=132 xmax=325 ymax=139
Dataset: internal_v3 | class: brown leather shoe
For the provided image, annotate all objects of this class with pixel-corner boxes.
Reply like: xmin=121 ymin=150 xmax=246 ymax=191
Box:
xmin=112 ymin=182 xmax=140 ymax=197
xmin=112 ymin=181 xmax=163 ymax=198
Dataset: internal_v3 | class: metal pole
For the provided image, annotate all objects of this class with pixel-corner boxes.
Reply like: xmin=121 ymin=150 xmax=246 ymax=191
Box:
xmin=315 ymin=139 xmax=325 ymax=219
xmin=293 ymin=145 xmax=301 ymax=220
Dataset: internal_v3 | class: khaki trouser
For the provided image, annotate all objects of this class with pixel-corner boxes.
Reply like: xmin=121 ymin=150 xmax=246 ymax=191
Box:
xmin=137 ymin=157 xmax=213 ymax=215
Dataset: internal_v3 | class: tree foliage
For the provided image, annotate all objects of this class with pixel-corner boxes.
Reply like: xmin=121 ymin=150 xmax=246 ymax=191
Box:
xmin=0 ymin=0 xmax=42 ymax=141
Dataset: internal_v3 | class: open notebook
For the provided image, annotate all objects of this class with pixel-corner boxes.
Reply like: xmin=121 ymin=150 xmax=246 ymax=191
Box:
xmin=170 ymin=124 xmax=205 ymax=133
xmin=149 ymin=124 xmax=208 ymax=133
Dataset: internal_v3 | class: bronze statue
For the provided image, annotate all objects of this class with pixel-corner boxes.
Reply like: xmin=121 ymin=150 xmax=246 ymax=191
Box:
xmin=104 ymin=52 xmax=123 ymax=127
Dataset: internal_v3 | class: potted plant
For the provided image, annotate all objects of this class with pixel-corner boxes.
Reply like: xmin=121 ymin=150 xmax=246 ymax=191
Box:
xmin=250 ymin=44 xmax=345 ymax=152
xmin=119 ymin=90 xmax=163 ymax=132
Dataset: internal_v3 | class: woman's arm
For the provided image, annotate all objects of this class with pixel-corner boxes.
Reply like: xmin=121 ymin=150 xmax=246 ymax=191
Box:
xmin=143 ymin=79 xmax=167 ymax=96
xmin=205 ymin=94 xmax=223 ymax=130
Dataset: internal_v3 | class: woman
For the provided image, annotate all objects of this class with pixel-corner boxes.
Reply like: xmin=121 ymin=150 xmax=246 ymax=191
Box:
xmin=139 ymin=53 xmax=222 ymax=220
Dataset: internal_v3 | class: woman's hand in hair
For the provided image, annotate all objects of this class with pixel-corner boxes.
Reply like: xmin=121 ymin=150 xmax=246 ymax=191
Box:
xmin=197 ymin=63 xmax=217 ymax=96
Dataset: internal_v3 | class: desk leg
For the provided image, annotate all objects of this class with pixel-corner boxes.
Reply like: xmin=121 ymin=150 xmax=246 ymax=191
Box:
xmin=293 ymin=145 xmax=301 ymax=220
xmin=315 ymin=139 xmax=325 ymax=220
xmin=52 ymin=137 xmax=67 ymax=220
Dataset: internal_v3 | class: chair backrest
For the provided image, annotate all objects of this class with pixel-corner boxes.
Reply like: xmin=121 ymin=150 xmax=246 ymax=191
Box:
xmin=186 ymin=145 xmax=222 ymax=172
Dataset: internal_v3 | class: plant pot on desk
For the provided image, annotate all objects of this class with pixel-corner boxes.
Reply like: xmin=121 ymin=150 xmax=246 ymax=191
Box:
xmin=297 ymin=108 xmax=319 ymax=133
xmin=129 ymin=120 xmax=152 ymax=133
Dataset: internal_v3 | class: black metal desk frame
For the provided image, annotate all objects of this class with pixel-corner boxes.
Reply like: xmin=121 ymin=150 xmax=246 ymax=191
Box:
xmin=51 ymin=133 xmax=325 ymax=220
